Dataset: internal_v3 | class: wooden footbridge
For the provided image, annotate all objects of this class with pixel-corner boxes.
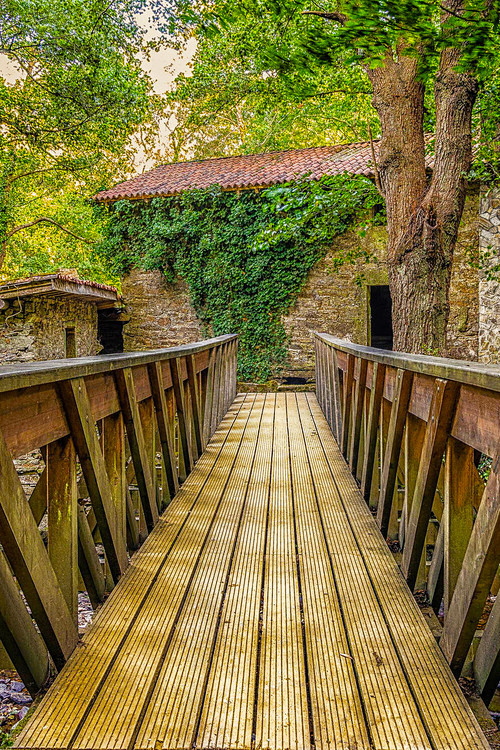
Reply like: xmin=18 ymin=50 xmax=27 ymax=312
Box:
xmin=0 ymin=334 xmax=498 ymax=749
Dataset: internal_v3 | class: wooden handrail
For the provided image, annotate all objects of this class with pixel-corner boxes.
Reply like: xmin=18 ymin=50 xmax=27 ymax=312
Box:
xmin=0 ymin=335 xmax=238 ymax=695
xmin=314 ymin=333 xmax=500 ymax=708
xmin=315 ymin=333 xmax=500 ymax=392
xmin=0 ymin=334 xmax=237 ymax=393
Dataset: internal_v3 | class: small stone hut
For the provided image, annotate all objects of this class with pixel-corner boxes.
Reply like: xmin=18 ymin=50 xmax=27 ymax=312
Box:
xmin=0 ymin=271 xmax=123 ymax=364
xmin=95 ymin=142 xmax=499 ymax=377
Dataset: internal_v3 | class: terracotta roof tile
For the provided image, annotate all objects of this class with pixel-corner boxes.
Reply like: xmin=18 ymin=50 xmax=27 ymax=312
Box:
xmin=95 ymin=140 xmax=435 ymax=203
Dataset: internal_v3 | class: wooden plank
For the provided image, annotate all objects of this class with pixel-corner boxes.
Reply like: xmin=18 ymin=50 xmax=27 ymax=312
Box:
xmin=135 ymin=395 xmax=263 ymax=750
xmin=330 ymin=346 xmax=342 ymax=441
xmin=401 ymin=379 xmax=459 ymax=589
xmin=474 ymin=593 xmax=500 ymax=705
xmin=125 ymin=487 xmax=140 ymax=551
xmin=14 ymin=396 xmax=248 ymax=750
xmin=58 ymin=377 xmax=129 ymax=582
xmin=170 ymin=357 xmax=194 ymax=476
xmin=306 ymin=393 xmax=490 ymax=750
xmin=69 ymin=398 xmax=254 ymax=750
xmin=77 ymin=506 xmax=106 ymax=608
xmin=0 ymin=424 xmax=77 ymax=670
xmin=114 ymin=367 xmax=159 ymax=532
xmin=377 ymin=369 xmax=413 ymax=537
xmin=426 ymin=513 xmax=445 ymax=612
xmin=349 ymin=357 xmax=367 ymax=478
xmin=340 ymin=353 xmax=354 ymax=458
xmin=148 ymin=362 xmax=179 ymax=499
xmin=440 ymin=457 xmax=500 ymax=675
xmin=443 ymin=438 xmax=478 ymax=615
xmin=102 ymin=412 xmax=127 ymax=551
xmin=196 ymin=395 xmax=274 ymax=750
xmin=255 ymin=393 xmax=310 ymax=750
xmin=288 ymin=394 xmax=369 ymax=749
xmin=0 ymin=334 xmax=237 ymax=395
xmin=203 ymin=347 xmax=217 ymax=444
xmin=399 ymin=413 xmax=426 ymax=549
xmin=360 ymin=361 xmax=385 ymax=501
xmin=301 ymin=394 xmax=431 ymax=750
xmin=47 ymin=436 xmax=78 ymax=623
xmin=28 ymin=464 xmax=48 ymax=525
xmin=0 ymin=547 xmax=49 ymax=695
xmin=139 ymin=396 xmax=160 ymax=511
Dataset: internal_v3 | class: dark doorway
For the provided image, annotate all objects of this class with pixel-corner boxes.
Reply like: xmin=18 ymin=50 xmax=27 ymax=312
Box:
xmin=369 ymin=285 xmax=393 ymax=350
xmin=65 ymin=326 xmax=77 ymax=358
xmin=98 ymin=309 xmax=124 ymax=354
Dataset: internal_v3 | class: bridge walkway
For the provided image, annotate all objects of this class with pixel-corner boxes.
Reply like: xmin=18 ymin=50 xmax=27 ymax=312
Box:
xmin=15 ymin=393 xmax=489 ymax=750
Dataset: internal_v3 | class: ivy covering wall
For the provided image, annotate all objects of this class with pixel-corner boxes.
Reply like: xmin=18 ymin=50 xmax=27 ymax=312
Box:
xmin=100 ymin=174 xmax=382 ymax=380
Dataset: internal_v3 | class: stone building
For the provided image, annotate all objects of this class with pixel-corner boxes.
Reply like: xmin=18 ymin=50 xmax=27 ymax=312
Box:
xmin=95 ymin=142 xmax=496 ymax=377
xmin=0 ymin=272 xmax=122 ymax=364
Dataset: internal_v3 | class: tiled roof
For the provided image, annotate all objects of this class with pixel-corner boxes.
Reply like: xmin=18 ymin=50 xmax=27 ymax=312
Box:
xmin=0 ymin=273 xmax=120 ymax=305
xmin=95 ymin=140 xmax=435 ymax=203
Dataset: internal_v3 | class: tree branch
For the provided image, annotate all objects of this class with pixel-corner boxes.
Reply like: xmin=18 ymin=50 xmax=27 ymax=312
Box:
xmin=5 ymin=217 xmax=96 ymax=244
xmin=301 ymin=10 xmax=347 ymax=24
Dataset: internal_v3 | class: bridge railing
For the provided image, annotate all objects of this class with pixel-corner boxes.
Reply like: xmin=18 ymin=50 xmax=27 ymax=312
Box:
xmin=314 ymin=332 xmax=500 ymax=705
xmin=0 ymin=334 xmax=237 ymax=695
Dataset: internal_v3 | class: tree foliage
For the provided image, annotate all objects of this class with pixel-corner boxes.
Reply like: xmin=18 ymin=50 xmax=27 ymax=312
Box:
xmin=0 ymin=0 xmax=156 ymax=278
xmin=167 ymin=25 xmax=376 ymax=159
xmin=100 ymin=174 xmax=381 ymax=380
xmin=164 ymin=0 xmax=500 ymax=354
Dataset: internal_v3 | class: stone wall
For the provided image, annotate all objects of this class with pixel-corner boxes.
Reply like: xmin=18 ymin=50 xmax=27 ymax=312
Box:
xmin=121 ymin=268 xmax=203 ymax=352
xmin=283 ymin=191 xmax=480 ymax=378
xmin=478 ymin=185 xmax=500 ymax=364
xmin=0 ymin=296 xmax=100 ymax=364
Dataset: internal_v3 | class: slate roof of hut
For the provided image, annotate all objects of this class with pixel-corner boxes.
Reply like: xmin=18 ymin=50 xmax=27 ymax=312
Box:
xmin=0 ymin=273 xmax=120 ymax=306
xmin=94 ymin=140 xmax=436 ymax=203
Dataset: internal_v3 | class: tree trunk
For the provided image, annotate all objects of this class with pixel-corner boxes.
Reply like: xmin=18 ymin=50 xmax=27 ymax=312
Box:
xmin=368 ymin=49 xmax=478 ymax=355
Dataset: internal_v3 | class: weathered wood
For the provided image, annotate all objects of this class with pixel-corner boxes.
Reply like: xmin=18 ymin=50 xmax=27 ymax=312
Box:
xmin=349 ymin=357 xmax=367 ymax=478
xmin=47 ymin=436 xmax=78 ymax=623
xmin=0 ymin=424 xmax=77 ymax=669
xmin=340 ymin=353 xmax=355 ymax=458
xmin=443 ymin=438 xmax=477 ymax=615
xmin=474 ymin=593 xmax=500 ymax=705
xmin=102 ymin=412 xmax=127 ymax=547
xmin=211 ymin=345 xmax=223 ymax=436
xmin=377 ymin=369 xmax=414 ymax=537
xmin=114 ymin=368 xmax=159 ymax=532
xmin=125 ymin=487 xmax=140 ymax=551
xmin=399 ymin=413 xmax=427 ymax=550
xmin=203 ymin=346 xmax=217 ymax=443
xmin=0 ymin=547 xmax=49 ymax=695
xmin=29 ymin=464 xmax=48 ymax=525
xmin=440 ymin=457 xmax=500 ymax=674
xmin=401 ymin=378 xmax=459 ymax=589
xmin=427 ymin=511 xmax=445 ymax=611
xmin=186 ymin=354 xmax=203 ymax=458
xmin=0 ymin=334 xmax=237 ymax=394
xmin=147 ymin=362 xmax=179 ymax=499
xmin=314 ymin=333 xmax=500 ymax=394
xmin=360 ymin=362 xmax=385 ymax=501
xmin=15 ymin=393 xmax=490 ymax=750
xmin=170 ymin=357 xmax=194 ymax=475
xmin=139 ymin=396 xmax=160 ymax=511
xmin=77 ymin=505 xmax=106 ymax=608
xmin=58 ymin=377 xmax=129 ymax=581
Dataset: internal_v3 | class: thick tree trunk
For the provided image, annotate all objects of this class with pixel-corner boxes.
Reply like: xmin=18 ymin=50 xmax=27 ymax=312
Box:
xmin=367 ymin=49 xmax=478 ymax=355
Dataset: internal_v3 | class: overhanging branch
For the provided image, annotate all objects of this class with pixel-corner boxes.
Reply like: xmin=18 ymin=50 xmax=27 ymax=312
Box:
xmin=5 ymin=217 xmax=96 ymax=244
xmin=301 ymin=10 xmax=347 ymax=24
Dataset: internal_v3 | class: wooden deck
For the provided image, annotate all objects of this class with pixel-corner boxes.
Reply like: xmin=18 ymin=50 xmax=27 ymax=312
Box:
xmin=15 ymin=393 xmax=489 ymax=750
